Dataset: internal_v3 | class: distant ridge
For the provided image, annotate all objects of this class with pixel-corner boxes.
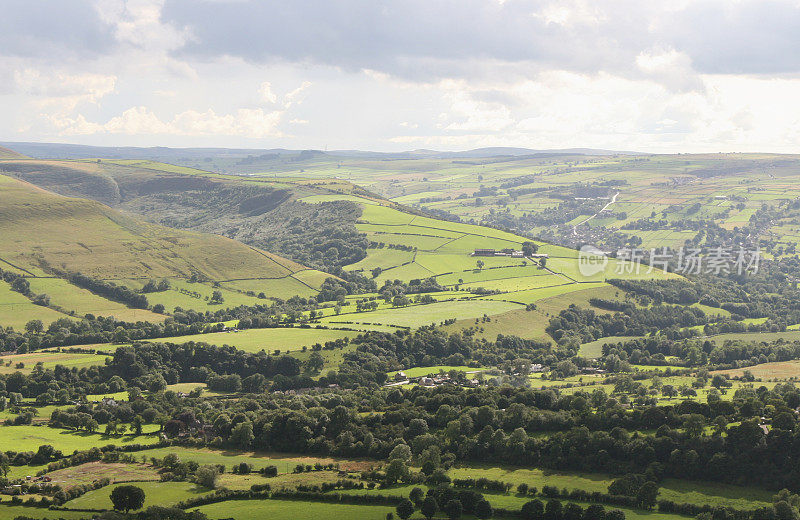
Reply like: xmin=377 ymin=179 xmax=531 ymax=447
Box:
xmin=0 ymin=141 xmax=643 ymax=161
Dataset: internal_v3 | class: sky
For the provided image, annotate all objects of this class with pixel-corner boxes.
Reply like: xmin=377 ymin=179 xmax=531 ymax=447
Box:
xmin=3 ymin=0 xmax=800 ymax=153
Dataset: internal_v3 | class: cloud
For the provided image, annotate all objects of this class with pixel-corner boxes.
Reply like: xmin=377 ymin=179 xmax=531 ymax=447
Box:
xmin=635 ymin=48 xmax=703 ymax=93
xmin=14 ymin=69 xmax=116 ymax=102
xmin=52 ymin=105 xmax=284 ymax=137
xmin=259 ymin=82 xmax=277 ymax=104
xmin=94 ymin=0 xmax=192 ymax=51
xmin=158 ymin=0 xmax=800 ymax=82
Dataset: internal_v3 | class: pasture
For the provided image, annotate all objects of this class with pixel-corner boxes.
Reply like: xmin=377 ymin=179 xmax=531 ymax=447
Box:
xmin=0 ymin=351 xmax=109 ymax=374
xmin=148 ymin=327 xmax=359 ymax=353
xmin=0 ymin=425 xmax=158 ymax=453
xmin=193 ymin=499 xmax=395 ymax=520
xmin=135 ymin=446 xmax=376 ymax=474
xmin=65 ymin=481 xmax=211 ymax=510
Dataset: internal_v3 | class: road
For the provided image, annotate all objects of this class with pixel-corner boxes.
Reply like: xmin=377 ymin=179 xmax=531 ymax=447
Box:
xmin=572 ymin=192 xmax=619 ymax=235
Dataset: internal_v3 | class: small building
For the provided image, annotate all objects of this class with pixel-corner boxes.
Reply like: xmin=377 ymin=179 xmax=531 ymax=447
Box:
xmin=472 ymin=249 xmax=497 ymax=256
xmin=419 ymin=377 xmax=435 ymax=387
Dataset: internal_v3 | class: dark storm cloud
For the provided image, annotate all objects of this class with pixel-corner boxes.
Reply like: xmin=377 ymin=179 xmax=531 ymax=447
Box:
xmin=0 ymin=1 xmax=116 ymax=59
xmin=160 ymin=0 xmax=800 ymax=79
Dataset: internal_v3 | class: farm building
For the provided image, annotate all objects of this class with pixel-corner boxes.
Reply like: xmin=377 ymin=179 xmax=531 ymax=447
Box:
xmin=471 ymin=248 xmax=548 ymax=259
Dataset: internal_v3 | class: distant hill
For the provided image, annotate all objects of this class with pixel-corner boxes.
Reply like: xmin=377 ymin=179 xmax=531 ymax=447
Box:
xmin=0 ymin=141 xmax=642 ymax=162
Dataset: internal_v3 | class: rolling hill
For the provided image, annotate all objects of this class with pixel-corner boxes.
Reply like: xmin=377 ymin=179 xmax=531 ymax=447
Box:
xmin=0 ymin=157 xmax=671 ymax=339
xmin=0 ymin=172 xmax=333 ymax=328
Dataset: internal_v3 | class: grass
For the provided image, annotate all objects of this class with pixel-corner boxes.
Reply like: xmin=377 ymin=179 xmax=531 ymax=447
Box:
xmin=448 ymin=464 xmax=771 ymax=511
xmin=320 ymin=299 xmax=523 ymax=329
xmin=134 ymin=447 xmax=376 ymax=474
xmin=0 ymin=281 xmax=70 ymax=331
xmin=0 ymin=506 xmax=88 ymax=520
xmin=148 ymin=327 xmax=359 ymax=353
xmin=0 ymin=171 xmax=308 ymax=285
xmin=712 ymin=360 xmax=800 ymax=380
xmin=387 ymin=365 xmax=483 ymax=378
xmin=65 ymin=480 xmax=211 ymax=510
xmin=25 ymin=277 xmax=164 ymax=322
xmin=0 ymin=351 xmax=110 ymax=374
xmin=45 ymin=462 xmax=159 ymax=488
xmin=193 ymin=499 xmax=395 ymax=520
xmin=0 ymin=425 xmax=158 ymax=453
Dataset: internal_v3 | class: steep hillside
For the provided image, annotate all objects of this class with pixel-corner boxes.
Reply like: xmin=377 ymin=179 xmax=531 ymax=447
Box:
xmin=0 ymin=173 xmax=327 ymax=284
xmin=0 ymin=159 xmax=370 ymax=272
xmin=0 ymin=146 xmax=29 ymax=159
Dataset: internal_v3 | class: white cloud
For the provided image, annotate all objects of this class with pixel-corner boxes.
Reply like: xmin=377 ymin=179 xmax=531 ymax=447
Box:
xmin=636 ymin=47 xmax=703 ymax=92
xmin=14 ymin=69 xmax=116 ymax=101
xmin=53 ymin=105 xmax=283 ymax=137
xmin=284 ymin=81 xmax=312 ymax=108
xmin=94 ymin=0 xmax=191 ymax=51
xmin=259 ymin=81 xmax=277 ymax=104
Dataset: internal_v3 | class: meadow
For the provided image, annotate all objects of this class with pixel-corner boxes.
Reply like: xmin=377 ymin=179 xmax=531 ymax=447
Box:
xmin=0 ymin=425 xmax=158 ymax=453
xmin=192 ymin=499 xmax=396 ymax=520
xmin=65 ymin=481 xmax=211 ymax=510
xmin=148 ymin=327 xmax=359 ymax=353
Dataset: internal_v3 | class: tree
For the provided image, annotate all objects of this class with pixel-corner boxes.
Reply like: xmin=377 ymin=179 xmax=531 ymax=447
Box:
xmin=421 ymin=497 xmax=438 ymax=520
xmin=410 ymin=487 xmax=425 ymax=507
xmin=396 ymin=499 xmax=415 ymax=520
xmin=774 ymin=501 xmax=799 ymax=520
xmin=230 ymin=421 xmax=254 ymax=449
xmin=385 ymin=459 xmax=410 ymax=485
xmin=661 ymin=384 xmax=677 ymax=399
xmin=210 ymin=290 xmax=224 ymax=304
xmin=444 ymin=499 xmax=463 ymax=520
xmin=110 ymin=485 xmax=145 ymax=513
xmin=522 ymin=241 xmax=539 ymax=256
xmin=24 ymin=320 xmax=43 ymax=334
xmin=582 ymin=504 xmax=605 ymax=520
xmin=389 ymin=444 xmax=412 ymax=462
xmin=475 ymin=499 xmax=493 ymax=519
xmin=636 ymin=481 xmax=659 ymax=510
xmin=544 ymin=499 xmax=562 ymax=520
xmin=539 ymin=258 xmax=547 ymax=268
xmin=195 ymin=466 xmax=219 ymax=489
xmin=306 ymin=352 xmax=325 ymax=374
xmin=563 ymin=503 xmax=583 ymax=520
xmin=476 ymin=260 xmax=485 ymax=270
xmin=521 ymin=499 xmax=545 ymax=520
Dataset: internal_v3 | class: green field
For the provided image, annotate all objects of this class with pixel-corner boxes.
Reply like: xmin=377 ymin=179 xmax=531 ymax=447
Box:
xmin=0 ymin=351 xmax=110 ymax=374
xmin=0 ymin=280 xmax=70 ymax=330
xmin=320 ymin=299 xmax=523 ymax=328
xmin=65 ymin=481 xmax=210 ymax=510
xmin=0 ymin=425 xmax=158 ymax=453
xmin=134 ymin=447 xmax=375 ymax=474
xmin=0 ymin=506 xmax=87 ymax=520
xmin=150 ymin=327 xmax=359 ymax=353
xmin=193 ymin=499 xmax=395 ymax=520
xmin=0 ymin=170 xmax=315 ymax=287
xmin=25 ymin=277 xmax=164 ymax=322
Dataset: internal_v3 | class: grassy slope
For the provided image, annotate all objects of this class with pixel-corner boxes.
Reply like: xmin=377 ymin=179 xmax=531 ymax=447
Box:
xmin=0 ymin=146 xmax=29 ymax=159
xmin=0 ymin=173 xmax=316 ymax=281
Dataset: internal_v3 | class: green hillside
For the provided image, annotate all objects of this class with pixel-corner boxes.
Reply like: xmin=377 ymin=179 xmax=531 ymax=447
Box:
xmin=0 ymin=173 xmax=332 ymax=328
xmin=0 ymin=145 xmax=29 ymax=159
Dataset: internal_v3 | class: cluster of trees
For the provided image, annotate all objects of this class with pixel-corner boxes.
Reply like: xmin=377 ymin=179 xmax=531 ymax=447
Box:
xmin=546 ymin=303 xmax=708 ymax=346
xmin=66 ymin=272 xmax=149 ymax=309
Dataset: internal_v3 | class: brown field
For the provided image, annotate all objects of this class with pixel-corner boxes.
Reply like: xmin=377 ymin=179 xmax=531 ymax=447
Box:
xmin=44 ymin=462 xmax=159 ymax=488
xmin=712 ymin=360 xmax=800 ymax=380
